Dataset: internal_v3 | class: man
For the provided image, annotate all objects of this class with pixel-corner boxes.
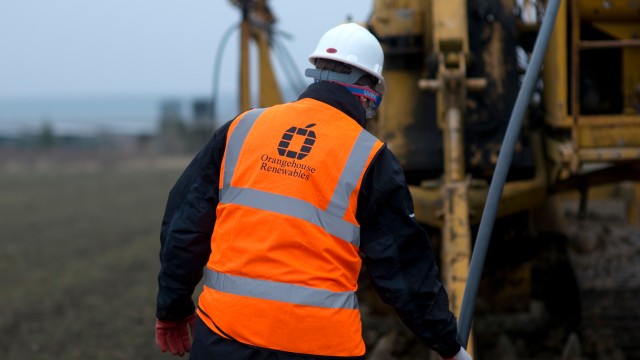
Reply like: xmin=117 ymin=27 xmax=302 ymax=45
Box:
xmin=156 ymin=23 xmax=471 ymax=360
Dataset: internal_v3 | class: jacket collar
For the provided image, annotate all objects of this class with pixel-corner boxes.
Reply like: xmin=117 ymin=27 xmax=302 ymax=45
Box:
xmin=297 ymin=81 xmax=367 ymax=127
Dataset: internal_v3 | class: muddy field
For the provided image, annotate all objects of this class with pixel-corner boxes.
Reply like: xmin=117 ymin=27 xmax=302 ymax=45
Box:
xmin=0 ymin=154 xmax=189 ymax=360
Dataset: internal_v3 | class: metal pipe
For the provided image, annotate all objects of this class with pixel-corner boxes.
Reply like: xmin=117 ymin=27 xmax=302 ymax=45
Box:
xmin=239 ymin=6 xmax=251 ymax=111
xmin=210 ymin=23 xmax=240 ymax=122
xmin=570 ymin=0 xmax=580 ymax=123
xmin=456 ymin=0 xmax=563 ymax=346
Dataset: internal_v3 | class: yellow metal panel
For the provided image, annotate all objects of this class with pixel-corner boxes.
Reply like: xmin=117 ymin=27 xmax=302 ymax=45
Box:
xmin=240 ymin=20 xmax=251 ymax=112
xmin=575 ymin=115 xmax=640 ymax=148
xmin=576 ymin=114 xmax=640 ymax=126
xmin=411 ymin=174 xmax=548 ymax=227
xmin=369 ymin=0 xmax=426 ymax=37
xmin=441 ymin=182 xmax=471 ymax=317
xmin=623 ymin=49 xmax=640 ymax=114
xmin=579 ymin=147 xmax=640 ymax=161
xmin=543 ymin=0 xmax=571 ymax=128
xmin=376 ymin=70 xmax=420 ymax=165
xmin=591 ymin=22 xmax=640 ymax=40
xmin=588 ymin=23 xmax=640 ymax=113
xmin=409 ymin=184 xmax=443 ymax=227
xmin=256 ymin=31 xmax=283 ymax=108
xmin=431 ymin=0 xmax=468 ymax=53
xmin=579 ymin=0 xmax=640 ymax=21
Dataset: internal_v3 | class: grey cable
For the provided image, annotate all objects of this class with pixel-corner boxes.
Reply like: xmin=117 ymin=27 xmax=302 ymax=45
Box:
xmin=457 ymin=0 xmax=563 ymax=346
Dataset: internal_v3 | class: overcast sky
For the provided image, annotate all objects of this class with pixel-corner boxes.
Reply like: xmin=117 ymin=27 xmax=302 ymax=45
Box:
xmin=0 ymin=0 xmax=372 ymax=99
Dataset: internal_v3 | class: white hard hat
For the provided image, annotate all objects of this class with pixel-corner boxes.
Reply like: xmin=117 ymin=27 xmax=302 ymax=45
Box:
xmin=308 ymin=23 xmax=385 ymax=93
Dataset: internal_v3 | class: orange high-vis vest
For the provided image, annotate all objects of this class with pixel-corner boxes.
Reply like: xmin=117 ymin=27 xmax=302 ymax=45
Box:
xmin=197 ymin=98 xmax=384 ymax=357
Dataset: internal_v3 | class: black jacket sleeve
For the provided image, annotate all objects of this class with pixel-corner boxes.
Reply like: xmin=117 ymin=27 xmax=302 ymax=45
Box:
xmin=156 ymin=121 xmax=231 ymax=320
xmin=357 ymin=146 xmax=462 ymax=358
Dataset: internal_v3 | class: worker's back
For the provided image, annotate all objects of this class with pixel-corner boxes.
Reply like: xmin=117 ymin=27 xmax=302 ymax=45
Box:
xmin=198 ymin=97 xmax=383 ymax=357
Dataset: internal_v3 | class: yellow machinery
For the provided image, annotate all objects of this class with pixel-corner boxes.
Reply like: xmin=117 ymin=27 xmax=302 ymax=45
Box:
xmin=367 ymin=0 xmax=640 ymax=358
xmin=545 ymin=0 xmax=640 ymax=179
xmin=231 ymin=0 xmax=282 ymax=110
xmin=229 ymin=0 xmax=640 ymax=357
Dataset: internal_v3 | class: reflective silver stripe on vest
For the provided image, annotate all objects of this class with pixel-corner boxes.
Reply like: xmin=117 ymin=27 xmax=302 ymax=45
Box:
xmin=221 ymin=109 xmax=379 ymax=247
xmin=205 ymin=268 xmax=358 ymax=309
xmin=326 ymin=130 xmax=378 ymax=217
xmin=223 ymin=186 xmax=360 ymax=244
xmin=221 ymin=108 xmax=265 ymax=194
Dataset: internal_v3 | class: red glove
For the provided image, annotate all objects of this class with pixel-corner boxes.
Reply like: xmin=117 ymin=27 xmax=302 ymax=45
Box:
xmin=155 ymin=314 xmax=195 ymax=356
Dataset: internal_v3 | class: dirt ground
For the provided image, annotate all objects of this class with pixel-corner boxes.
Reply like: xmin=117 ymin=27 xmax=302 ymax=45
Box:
xmin=555 ymin=192 xmax=640 ymax=360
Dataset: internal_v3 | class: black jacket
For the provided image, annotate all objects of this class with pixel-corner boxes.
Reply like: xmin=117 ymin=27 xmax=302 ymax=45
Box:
xmin=156 ymin=81 xmax=462 ymax=358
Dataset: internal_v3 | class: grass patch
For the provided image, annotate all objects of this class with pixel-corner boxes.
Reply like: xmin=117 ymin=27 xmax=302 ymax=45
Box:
xmin=0 ymin=161 xmax=189 ymax=359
